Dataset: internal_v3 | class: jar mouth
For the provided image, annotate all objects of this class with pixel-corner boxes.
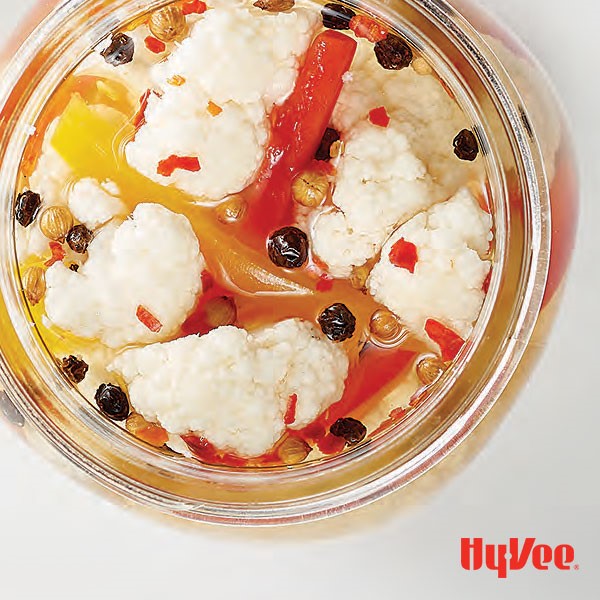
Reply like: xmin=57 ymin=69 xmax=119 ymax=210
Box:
xmin=0 ymin=0 xmax=550 ymax=525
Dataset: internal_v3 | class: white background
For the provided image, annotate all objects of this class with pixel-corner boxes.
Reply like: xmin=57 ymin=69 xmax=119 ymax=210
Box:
xmin=0 ymin=0 xmax=598 ymax=598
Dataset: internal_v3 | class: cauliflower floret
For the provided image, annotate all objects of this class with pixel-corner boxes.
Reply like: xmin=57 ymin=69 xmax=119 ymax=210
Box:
xmin=367 ymin=188 xmax=493 ymax=340
xmin=333 ymin=39 xmax=482 ymax=197
xmin=45 ymin=203 xmax=204 ymax=348
xmin=110 ymin=319 xmax=349 ymax=457
xmin=311 ymin=121 xmax=436 ymax=277
xmin=126 ymin=5 xmax=319 ymax=201
xmin=68 ymin=178 xmax=127 ymax=229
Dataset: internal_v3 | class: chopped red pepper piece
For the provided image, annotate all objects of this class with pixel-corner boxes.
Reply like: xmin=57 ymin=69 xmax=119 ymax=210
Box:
xmin=245 ymin=30 xmax=357 ymax=238
xmin=317 ymin=433 xmax=346 ymax=455
xmin=136 ymin=305 xmax=163 ymax=333
xmin=44 ymin=241 xmax=66 ymax=267
xmin=349 ymin=15 xmax=387 ymax=42
xmin=368 ymin=106 xmax=390 ymax=128
xmin=182 ymin=0 xmax=207 ymax=15
xmin=425 ymin=319 xmax=464 ymax=361
xmin=284 ymin=393 xmax=298 ymax=425
xmin=133 ymin=89 xmax=153 ymax=129
xmin=207 ymin=101 xmax=222 ymax=116
xmin=316 ymin=273 xmax=334 ymax=292
xmin=144 ymin=36 xmax=166 ymax=54
xmin=482 ymin=268 xmax=492 ymax=293
xmin=389 ymin=238 xmax=418 ymax=272
xmin=157 ymin=155 xmax=201 ymax=177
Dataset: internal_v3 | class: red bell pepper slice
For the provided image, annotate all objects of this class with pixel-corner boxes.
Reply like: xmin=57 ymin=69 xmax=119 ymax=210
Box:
xmin=425 ymin=319 xmax=464 ymax=361
xmin=389 ymin=238 xmax=418 ymax=272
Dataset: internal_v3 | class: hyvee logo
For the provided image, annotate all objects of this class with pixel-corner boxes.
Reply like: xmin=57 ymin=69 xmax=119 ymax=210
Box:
xmin=461 ymin=538 xmax=577 ymax=578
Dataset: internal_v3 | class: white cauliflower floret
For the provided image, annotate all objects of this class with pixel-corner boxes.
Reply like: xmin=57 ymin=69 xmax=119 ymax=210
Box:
xmin=110 ymin=319 xmax=349 ymax=457
xmin=333 ymin=39 xmax=482 ymax=197
xmin=68 ymin=178 xmax=126 ymax=229
xmin=311 ymin=121 xmax=436 ymax=277
xmin=45 ymin=203 xmax=204 ymax=348
xmin=126 ymin=5 xmax=318 ymax=201
xmin=367 ymin=188 xmax=492 ymax=341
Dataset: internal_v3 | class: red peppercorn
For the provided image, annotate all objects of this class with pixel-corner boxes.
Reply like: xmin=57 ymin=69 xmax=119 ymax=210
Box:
xmin=425 ymin=319 xmax=464 ymax=361
xmin=144 ymin=36 xmax=166 ymax=54
xmin=389 ymin=238 xmax=418 ymax=273
xmin=157 ymin=155 xmax=201 ymax=177
xmin=368 ymin=106 xmax=390 ymax=128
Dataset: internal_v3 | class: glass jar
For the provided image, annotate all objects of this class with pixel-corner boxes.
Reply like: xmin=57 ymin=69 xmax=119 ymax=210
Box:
xmin=0 ymin=0 xmax=578 ymax=525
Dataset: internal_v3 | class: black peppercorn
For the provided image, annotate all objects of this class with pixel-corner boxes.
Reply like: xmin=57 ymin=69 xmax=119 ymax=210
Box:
xmin=315 ymin=128 xmax=340 ymax=162
xmin=321 ymin=3 xmax=355 ymax=30
xmin=95 ymin=384 xmax=130 ymax=421
xmin=318 ymin=303 xmax=356 ymax=342
xmin=101 ymin=33 xmax=135 ymax=67
xmin=66 ymin=224 xmax=93 ymax=254
xmin=15 ymin=190 xmax=41 ymax=227
xmin=267 ymin=226 xmax=309 ymax=269
xmin=453 ymin=129 xmax=479 ymax=161
xmin=69 ymin=263 xmax=79 ymax=272
xmin=60 ymin=355 xmax=89 ymax=384
xmin=374 ymin=34 xmax=413 ymax=70
xmin=330 ymin=417 xmax=367 ymax=445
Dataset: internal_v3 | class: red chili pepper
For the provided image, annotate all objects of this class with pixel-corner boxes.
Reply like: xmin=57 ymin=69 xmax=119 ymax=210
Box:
xmin=482 ymin=268 xmax=492 ymax=293
xmin=44 ymin=242 xmax=66 ymax=267
xmin=182 ymin=0 xmax=207 ymax=15
xmin=368 ymin=106 xmax=390 ymax=128
xmin=133 ymin=89 xmax=153 ymax=129
xmin=317 ymin=433 xmax=346 ymax=455
xmin=144 ymin=36 xmax=166 ymax=54
xmin=389 ymin=238 xmax=418 ymax=273
xmin=284 ymin=393 xmax=298 ymax=426
xmin=157 ymin=155 xmax=201 ymax=177
xmin=316 ymin=273 xmax=334 ymax=292
xmin=136 ymin=305 xmax=163 ymax=333
xmin=425 ymin=319 xmax=464 ymax=361
xmin=349 ymin=15 xmax=388 ymax=42
xmin=245 ymin=30 xmax=357 ymax=238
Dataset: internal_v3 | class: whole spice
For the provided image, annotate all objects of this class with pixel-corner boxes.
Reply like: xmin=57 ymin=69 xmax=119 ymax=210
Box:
xmin=253 ymin=0 xmax=295 ymax=12
xmin=38 ymin=206 xmax=73 ymax=242
xmin=453 ymin=129 xmax=479 ymax=161
xmin=291 ymin=171 xmax=329 ymax=207
xmin=136 ymin=305 xmax=163 ymax=333
xmin=389 ymin=237 xmax=418 ymax=272
xmin=321 ymin=3 xmax=355 ymax=30
xmin=267 ymin=226 xmax=309 ymax=268
xmin=369 ymin=309 xmax=403 ymax=343
xmin=101 ymin=33 xmax=135 ymax=67
xmin=15 ymin=190 xmax=41 ymax=227
xmin=216 ymin=195 xmax=247 ymax=223
xmin=318 ymin=303 xmax=356 ymax=342
xmin=157 ymin=155 xmax=201 ymax=177
xmin=60 ymin=355 xmax=89 ymax=384
xmin=424 ymin=319 xmax=464 ymax=361
xmin=22 ymin=266 xmax=46 ymax=305
xmin=95 ymin=384 xmax=130 ymax=421
xmin=277 ymin=436 xmax=312 ymax=465
xmin=349 ymin=15 xmax=387 ymax=42
xmin=330 ymin=417 xmax=367 ymax=446
xmin=149 ymin=5 xmax=187 ymax=42
xmin=203 ymin=296 xmax=237 ymax=329
xmin=315 ymin=127 xmax=340 ymax=161
xmin=368 ymin=106 xmax=390 ymax=128
xmin=374 ymin=34 xmax=413 ymax=70
xmin=416 ymin=355 xmax=447 ymax=385
xmin=126 ymin=413 xmax=169 ymax=447
xmin=144 ymin=36 xmax=167 ymax=54
xmin=66 ymin=224 xmax=93 ymax=254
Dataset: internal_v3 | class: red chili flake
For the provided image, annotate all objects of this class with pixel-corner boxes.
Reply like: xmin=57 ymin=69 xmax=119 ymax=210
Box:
xmin=136 ymin=305 xmax=163 ymax=333
xmin=425 ymin=319 xmax=464 ymax=361
xmin=201 ymin=270 xmax=214 ymax=293
xmin=349 ymin=15 xmax=387 ymax=42
xmin=157 ymin=155 xmax=201 ymax=177
xmin=182 ymin=0 xmax=207 ymax=15
xmin=317 ymin=433 xmax=346 ymax=455
xmin=44 ymin=241 xmax=66 ymax=267
xmin=316 ymin=273 xmax=334 ymax=292
xmin=284 ymin=393 xmax=298 ymax=426
xmin=389 ymin=238 xmax=418 ymax=273
xmin=207 ymin=101 xmax=223 ymax=117
xmin=133 ymin=89 xmax=152 ymax=129
xmin=482 ymin=268 xmax=492 ymax=293
xmin=389 ymin=407 xmax=407 ymax=420
xmin=368 ymin=106 xmax=390 ymax=128
xmin=144 ymin=36 xmax=166 ymax=54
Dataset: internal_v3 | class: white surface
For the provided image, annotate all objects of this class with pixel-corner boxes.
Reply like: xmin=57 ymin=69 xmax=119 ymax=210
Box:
xmin=0 ymin=1 xmax=598 ymax=599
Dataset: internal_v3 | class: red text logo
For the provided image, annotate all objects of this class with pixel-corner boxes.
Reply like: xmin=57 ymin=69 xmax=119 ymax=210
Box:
xmin=461 ymin=538 xmax=576 ymax=578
